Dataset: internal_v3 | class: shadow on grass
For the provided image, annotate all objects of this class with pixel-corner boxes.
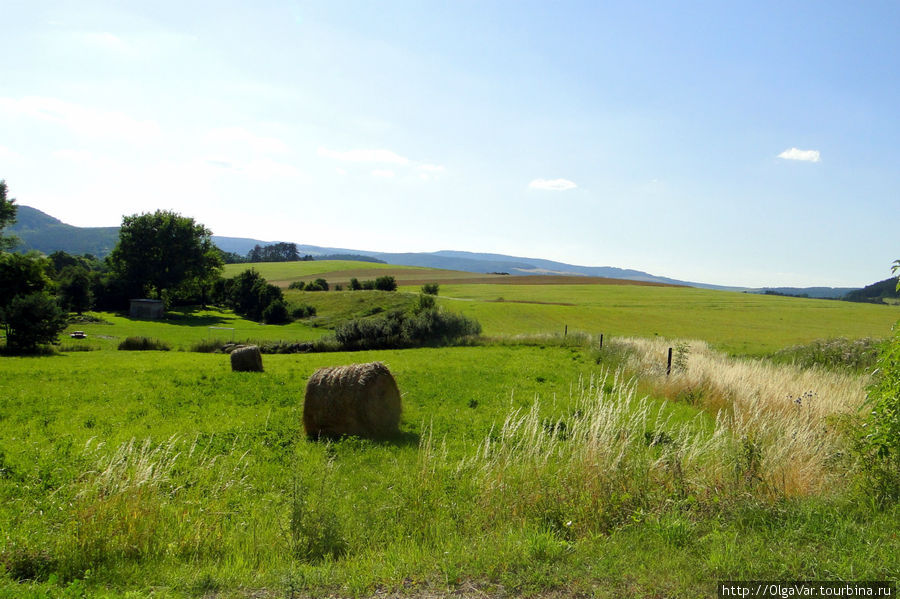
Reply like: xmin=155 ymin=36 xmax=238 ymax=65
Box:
xmin=116 ymin=306 xmax=234 ymax=327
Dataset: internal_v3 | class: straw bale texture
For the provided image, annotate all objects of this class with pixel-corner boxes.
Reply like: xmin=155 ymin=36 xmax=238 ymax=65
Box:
xmin=304 ymin=362 xmax=401 ymax=438
xmin=230 ymin=345 xmax=264 ymax=372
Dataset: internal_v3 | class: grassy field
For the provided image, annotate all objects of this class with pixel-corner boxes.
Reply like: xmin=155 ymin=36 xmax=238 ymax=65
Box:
xmin=1 ymin=344 xmax=898 ymax=598
xmin=221 ymin=261 xmax=899 ymax=354
xmin=3 ymin=262 xmax=899 ymax=597
xmin=422 ymin=283 xmax=899 ymax=355
xmin=58 ymin=308 xmax=326 ymax=352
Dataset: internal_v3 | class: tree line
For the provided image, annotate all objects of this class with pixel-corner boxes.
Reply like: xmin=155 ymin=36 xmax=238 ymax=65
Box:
xmin=0 ymin=180 xmax=327 ymax=352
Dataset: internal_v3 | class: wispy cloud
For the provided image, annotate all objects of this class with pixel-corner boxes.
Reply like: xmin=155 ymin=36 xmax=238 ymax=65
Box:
xmin=371 ymin=169 xmax=396 ymax=178
xmin=318 ymin=147 xmax=409 ymax=165
xmin=418 ymin=163 xmax=445 ymax=173
xmin=529 ymin=178 xmax=577 ymax=191
xmin=0 ymin=96 xmax=160 ymax=142
xmin=778 ymin=148 xmax=821 ymax=162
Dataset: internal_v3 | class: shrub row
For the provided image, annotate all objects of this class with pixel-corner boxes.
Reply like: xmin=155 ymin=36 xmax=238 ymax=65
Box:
xmin=118 ymin=336 xmax=171 ymax=351
xmin=334 ymin=305 xmax=481 ymax=351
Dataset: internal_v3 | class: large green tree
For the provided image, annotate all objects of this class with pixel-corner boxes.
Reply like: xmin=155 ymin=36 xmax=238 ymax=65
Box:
xmin=0 ymin=179 xmax=18 ymax=251
xmin=109 ymin=210 xmax=223 ymax=301
xmin=0 ymin=252 xmax=67 ymax=352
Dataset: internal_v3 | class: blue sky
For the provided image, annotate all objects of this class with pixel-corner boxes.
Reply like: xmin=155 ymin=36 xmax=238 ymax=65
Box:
xmin=1 ymin=1 xmax=897 ymax=287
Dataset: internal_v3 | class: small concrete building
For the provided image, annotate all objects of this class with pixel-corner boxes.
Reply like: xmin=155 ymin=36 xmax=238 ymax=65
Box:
xmin=129 ymin=299 xmax=164 ymax=319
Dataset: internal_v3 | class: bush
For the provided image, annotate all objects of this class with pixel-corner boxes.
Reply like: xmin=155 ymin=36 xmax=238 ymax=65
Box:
xmin=421 ymin=283 xmax=439 ymax=295
xmin=288 ymin=281 xmax=306 ymax=291
xmin=118 ymin=336 xmax=171 ymax=351
xmin=189 ymin=339 xmax=223 ymax=353
xmin=2 ymin=292 xmax=67 ymax=353
xmin=361 ymin=279 xmax=376 ymax=290
xmin=412 ymin=293 xmax=436 ymax=314
xmin=291 ymin=304 xmax=316 ymax=319
xmin=860 ymin=326 xmax=900 ymax=500
xmin=262 ymin=299 xmax=291 ymax=324
xmin=307 ymin=278 xmax=329 ymax=292
xmin=334 ymin=307 xmax=480 ymax=351
xmin=349 ymin=278 xmax=361 ymax=291
xmin=224 ymin=269 xmax=286 ymax=322
xmin=374 ymin=276 xmax=397 ymax=291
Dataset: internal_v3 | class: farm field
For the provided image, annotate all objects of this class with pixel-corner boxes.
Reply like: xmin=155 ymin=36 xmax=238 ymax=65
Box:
xmin=2 ymin=261 xmax=899 ymax=597
xmin=1 ymin=344 xmax=898 ymax=598
xmin=223 ymin=261 xmax=899 ymax=355
xmin=220 ymin=262 xmax=900 ymax=355
xmin=424 ymin=283 xmax=899 ymax=355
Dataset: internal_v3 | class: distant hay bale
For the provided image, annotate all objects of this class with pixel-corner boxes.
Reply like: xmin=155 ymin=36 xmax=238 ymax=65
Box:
xmin=304 ymin=362 xmax=401 ymax=438
xmin=230 ymin=345 xmax=263 ymax=372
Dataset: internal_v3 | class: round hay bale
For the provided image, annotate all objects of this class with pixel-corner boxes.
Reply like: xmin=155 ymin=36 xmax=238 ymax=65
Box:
xmin=230 ymin=345 xmax=263 ymax=372
xmin=303 ymin=362 xmax=401 ymax=438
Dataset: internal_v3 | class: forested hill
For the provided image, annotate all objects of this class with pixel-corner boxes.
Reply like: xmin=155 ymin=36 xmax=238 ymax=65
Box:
xmin=844 ymin=277 xmax=900 ymax=303
xmin=10 ymin=206 xmax=119 ymax=257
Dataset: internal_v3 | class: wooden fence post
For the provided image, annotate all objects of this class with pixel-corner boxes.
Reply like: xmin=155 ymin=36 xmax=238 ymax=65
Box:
xmin=564 ymin=325 xmax=567 ymax=338
xmin=666 ymin=347 xmax=673 ymax=376
xmin=599 ymin=333 xmax=604 ymax=349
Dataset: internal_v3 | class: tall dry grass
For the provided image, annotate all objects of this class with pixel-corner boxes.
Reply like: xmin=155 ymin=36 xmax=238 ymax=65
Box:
xmin=612 ymin=337 xmax=868 ymax=496
xmin=434 ymin=339 xmax=869 ymax=539
xmin=60 ymin=436 xmax=252 ymax=577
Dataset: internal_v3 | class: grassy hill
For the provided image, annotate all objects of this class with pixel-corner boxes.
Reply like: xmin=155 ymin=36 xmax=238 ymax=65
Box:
xmin=221 ymin=261 xmax=899 ymax=355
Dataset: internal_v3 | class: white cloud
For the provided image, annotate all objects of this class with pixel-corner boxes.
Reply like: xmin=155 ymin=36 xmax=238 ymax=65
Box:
xmin=371 ymin=169 xmax=395 ymax=178
xmin=529 ymin=178 xmax=577 ymax=191
xmin=335 ymin=167 xmax=347 ymax=176
xmin=205 ymin=127 xmax=289 ymax=154
xmin=418 ymin=163 xmax=445 ymax=172
xmin=0 ymin=96 xmax=161 ymax=142
xmin=318 ymin=147 xmax=410 ymax=165
xmin=778 ymin=148 xmax=821 ymax=162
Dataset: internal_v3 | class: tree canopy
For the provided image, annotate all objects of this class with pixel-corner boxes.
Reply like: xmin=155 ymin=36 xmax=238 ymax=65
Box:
xmin=109 ymin=210 xmax=222 ymax=300
xmin=246 ymin=242 xmax=303 ymax=263
xmin=0 ymin=251 xmax=67 ymax=352
xmin=0 ymin=179 xmax=19 ymax=251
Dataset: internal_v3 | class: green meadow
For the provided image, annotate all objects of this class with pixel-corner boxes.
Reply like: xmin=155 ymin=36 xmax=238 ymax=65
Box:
xmin=58 ymin=308 xmax=326 ymax=352
xmin=2 ymin=262 xmax=900 ymax=597
xmin=223 ymin=261 xmax=899 ymax=354
xmin=425 ymin=283 xmax=899 ymax=354
xmin=2 ymin=347 xmax=898 ymax=598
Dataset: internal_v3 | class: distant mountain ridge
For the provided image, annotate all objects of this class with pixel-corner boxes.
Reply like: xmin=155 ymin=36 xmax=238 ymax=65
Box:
xmin=8 ymin=205 xmax=862 ymax=294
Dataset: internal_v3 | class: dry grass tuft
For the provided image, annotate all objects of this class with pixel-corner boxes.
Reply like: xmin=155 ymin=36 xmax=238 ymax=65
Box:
xmin=612 ymin=337 xmax=868 ymax=496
